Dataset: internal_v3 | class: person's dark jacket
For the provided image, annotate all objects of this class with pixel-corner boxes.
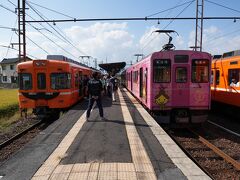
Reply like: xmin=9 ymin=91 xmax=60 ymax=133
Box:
xmin=87 ymin=78 xmax=103 ymax=96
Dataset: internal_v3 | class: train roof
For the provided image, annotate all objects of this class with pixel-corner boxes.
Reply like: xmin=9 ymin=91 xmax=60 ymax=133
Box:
xmin=17 ymin=59 xmax=92 ymax=71
xmin=128 ymin=50 xmax=211 ymax=67
xmin=222 ymin=50 xmax=240 ymax=58
xmin=212 ymin=50 xmax=240 ymax=64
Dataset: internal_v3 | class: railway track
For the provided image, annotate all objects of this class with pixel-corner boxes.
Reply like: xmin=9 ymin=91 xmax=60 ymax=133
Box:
xmin=0 ymin=120 xmax=42 ymax=150
xmin=0 ymin=119 xmax=53 ymax=164
xmin=164 ymin=124 xmax=240 ymax=179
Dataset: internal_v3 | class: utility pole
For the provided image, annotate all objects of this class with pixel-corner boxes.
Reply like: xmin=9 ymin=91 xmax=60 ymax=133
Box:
xmin=134 ymin=54 xmax=144 ymax=62
xmin=194 ymin=0 xmax=204 ymax=51
xmin=17 ymin=0 xmax=26 ymax=62
xmin=93 ymin=58 xmax=98 ymax=69
xmin=79 ymin=56 xmax=91 ymax=66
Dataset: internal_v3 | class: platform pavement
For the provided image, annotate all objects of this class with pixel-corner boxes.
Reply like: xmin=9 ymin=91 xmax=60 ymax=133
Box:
xmin=0 ymin=88 xmax=211 ymax=180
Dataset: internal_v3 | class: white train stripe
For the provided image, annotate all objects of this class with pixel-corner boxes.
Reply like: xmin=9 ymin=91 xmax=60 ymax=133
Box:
xmin=211 ymin=87 xmax=240 ymax=93
xmin=60 ymin=89 xmax=79 ymax=95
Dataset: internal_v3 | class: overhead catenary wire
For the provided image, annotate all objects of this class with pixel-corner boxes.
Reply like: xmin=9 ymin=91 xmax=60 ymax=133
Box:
xmin=140 ymin=0 xmax=184 ymax=46
xmin=0 ymin=1 xmax=51 ymax=57
xmin=25 ymin=16 xmax=240 ymax=23
xmin=2 ymin=0 xmax=82 ymax=60
xmin=141 ymin=0 xmax=195 ymax=52
xmin=6 ymin=18 xmax=18 ymax=57
xmin=26 ymin=1 xmax=88 ymax=56
xmin=0 ymin=3 xmax=16 ymax=14
xmin=146 ymin=0 xmax=195 ymax=18
xmin=0 ymin=44 xmax=38 ymax=59
xmin=204 ymin=28 xmax=240 ymax=47
xmin=205 ymin=0 xmax=240 ymax=14
xmin=26 ymin=0 xmax=75 ymax=19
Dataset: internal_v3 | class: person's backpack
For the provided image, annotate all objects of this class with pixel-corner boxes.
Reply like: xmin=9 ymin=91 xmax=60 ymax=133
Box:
xmin=88 ymin=79 xmax=102 ymax=96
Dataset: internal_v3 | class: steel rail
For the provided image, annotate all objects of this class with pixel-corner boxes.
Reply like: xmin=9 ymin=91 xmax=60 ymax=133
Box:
xmin=190 ymin=129 xmax=240 ymax=171
xmin=162 ymin=127 xmax=215 ymax=180
xmin=0 ymin=120 xmax=42 ymax=150
xmin=207 ymin=120 xmax=240 ymax=138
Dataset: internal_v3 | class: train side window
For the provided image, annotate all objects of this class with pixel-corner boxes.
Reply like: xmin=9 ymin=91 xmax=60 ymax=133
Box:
xmin=75 ymin=73 xmax=79 ymax=87
xmin=215 ymin=70 xmax=220 ymax=85
xmin=211 ymin=71 xmax=214 ymax=84
xmin=37 ymin=73 xmax=46 ymax=89
xmin=192 ymin=59 xmax=209 ymax=83
xmin=19 ymin=73 xmax=32 ymax=90
xmin=228 ymin=69 xmax=240 ymax=86
xmin=176 ymin=67 xmax=187 ymax=83
xmin=153 ymin=59 xmax=171 ymax=83
xmin=51 ymin=73 xmax=71 ymax=89
xmin=133 ymin=71 xmax=138 ymax=82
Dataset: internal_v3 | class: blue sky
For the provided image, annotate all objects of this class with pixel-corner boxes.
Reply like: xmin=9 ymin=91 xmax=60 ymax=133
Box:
xmin=0 ymin=0 xmax=240 ymax=66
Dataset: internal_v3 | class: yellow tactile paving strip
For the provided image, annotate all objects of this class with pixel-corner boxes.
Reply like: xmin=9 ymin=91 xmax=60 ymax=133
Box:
xmin=123 ymin=89 xmax=211 ymax=180
xmin=31 ymin=90 xmax=157 ymax=180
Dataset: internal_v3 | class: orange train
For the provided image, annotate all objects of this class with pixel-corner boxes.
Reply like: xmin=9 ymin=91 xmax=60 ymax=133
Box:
xmin=211 ymin=50 xmax=240 ymax=107
xmin=17 ymin=55 xmax=93 ymax=119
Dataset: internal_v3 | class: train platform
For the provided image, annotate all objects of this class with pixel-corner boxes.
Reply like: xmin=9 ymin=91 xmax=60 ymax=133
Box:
xmin=0 ymin=88 xmax=210 ymax=180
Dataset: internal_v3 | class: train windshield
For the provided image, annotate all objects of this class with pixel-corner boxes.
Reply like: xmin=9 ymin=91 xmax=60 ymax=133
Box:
xmin=192 ymin=59 xmax=209 ymax=83
xmin=51 ymin=73 xmax=71 ymax=89
xmin=19 ymin=73 xmax=32 ymax=90
xmin=153 ymin=59 xmax=171 ymax=83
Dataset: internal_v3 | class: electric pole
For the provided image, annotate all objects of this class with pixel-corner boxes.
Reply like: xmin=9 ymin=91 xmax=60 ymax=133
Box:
xmin=93 ymin=58 xmax=98 ymax=69
xmin=134 ymin=54 xmax=144 ymax=62
xmin=17 ymin=0 xmax=26 ymax=62
xmin=194 ymin=0 xmax=204 ymax=51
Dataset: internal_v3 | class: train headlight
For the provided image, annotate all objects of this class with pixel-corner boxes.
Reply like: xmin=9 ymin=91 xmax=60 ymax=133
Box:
xmin=34 ymin=61 xmax=46 ymax=67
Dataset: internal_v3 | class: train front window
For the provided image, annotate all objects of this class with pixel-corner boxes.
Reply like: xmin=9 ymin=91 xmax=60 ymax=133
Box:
xmin=51 ymin=73 xmax=71 ymax=89
xmin=37 ymin=73 xmax=46 ymax=89
xmin=153 ymin=59 xmax=171 ymax=83
xmin=19 ymin=73 xmax=32 ymax=90
xmin=176 ymin=67 xmax=187 ymax=83
xmin=192 ymin=59 xmax=209 ymax=83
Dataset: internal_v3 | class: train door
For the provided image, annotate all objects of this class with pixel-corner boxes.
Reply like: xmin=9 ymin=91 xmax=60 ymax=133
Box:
xmin=139 ymin=68 xmax=143 ymax=97
xmin=35 ymin=65 xmax=47 ymax=107
xmin=35 ymin=67 xmax=47 ymax=92
xmin=144 ymin=68 xmax=148 ymax=103
xmin=79 ymin=71 xmax=83 ymax=97
xmin=131 ymin=71 xmax=133 ymax=91
xmin=172 ymin=65 xmax=190 ymax=107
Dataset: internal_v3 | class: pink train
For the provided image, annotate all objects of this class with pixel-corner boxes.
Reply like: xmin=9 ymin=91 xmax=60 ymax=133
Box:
xmin=123 ymin=50 xmax=212 ymax=124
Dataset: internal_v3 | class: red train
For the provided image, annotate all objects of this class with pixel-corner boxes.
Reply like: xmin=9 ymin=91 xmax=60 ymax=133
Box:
xmin=17 ymin=55 xmax=94 ymax=119
xmin=122 ymin=49 xmax=212 ymax=124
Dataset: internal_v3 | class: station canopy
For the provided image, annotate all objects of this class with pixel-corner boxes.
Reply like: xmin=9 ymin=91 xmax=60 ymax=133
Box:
xmin=99 ymin=62 xmax=126 ymax=75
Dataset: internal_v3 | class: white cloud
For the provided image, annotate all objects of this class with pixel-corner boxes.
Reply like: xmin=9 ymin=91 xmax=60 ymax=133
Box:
xmin=16 ymin=22 xmax=135 ymax=65
xmin=187 ymin=26 xmax=240 ymax=55
xmin=1 ymin=23 xmax=240 ymax=65
xmin=201 ymin=26 xmax=240 ymax=55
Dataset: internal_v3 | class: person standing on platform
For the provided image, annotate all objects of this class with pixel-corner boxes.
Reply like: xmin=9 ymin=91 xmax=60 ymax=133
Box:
xmin=83 ymin=75 xmax=90 ymax=99
xmin=110 ymin=75 xmax=118 ymax=102
xmin=86 ymin=72 xmax=104 ymax=121
xmin=106 ymin=75 xmax=111 ymax=97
